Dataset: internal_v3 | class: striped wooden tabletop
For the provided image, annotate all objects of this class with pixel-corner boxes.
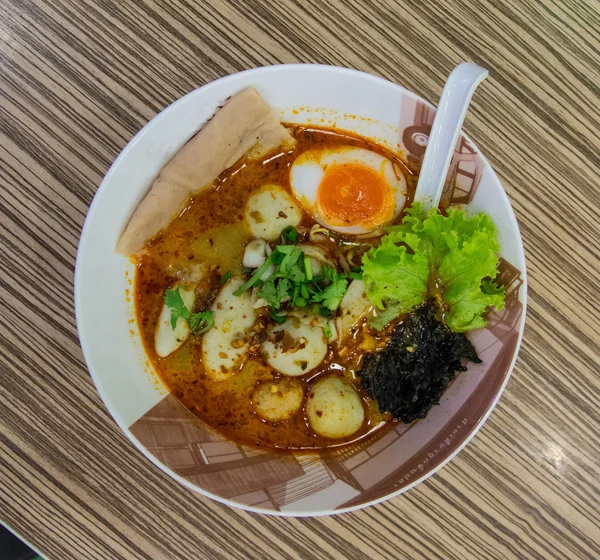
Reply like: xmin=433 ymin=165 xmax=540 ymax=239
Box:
xmin=1 ymin=1 xmax=599 ymax=558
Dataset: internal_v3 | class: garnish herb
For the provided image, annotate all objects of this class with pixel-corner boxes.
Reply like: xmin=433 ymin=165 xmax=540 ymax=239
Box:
xmin=281 ymin=225 xmax=299 ymax=245
xmin=188 ymin=311 xmax=214 ymax=334
xmin=164 ymin=287 xmax=190 ymax=330
xmin=235 ymin=243 xmax=350 ymax=319
xmin=270 ymin=310 xmax=288 ymax=324
xmin=362 ymin=203 xmax=506 ymax=332
xmin=218 ymin=271 xmax=233 ymax=286
xmin=164 ymin=286 xmax=214 ymax=334
xmin=233 ymin=255 xmax=275 ymax=296
xmin=312 ymin=265 xmax=348 ymax=312
xmin=259 ymin=277 xmax=292 ymax=310
xmin=304 ymin=256 xmax=313 ymax=281
xmin=348 ymin=267 xmax=363 ymax=280
xmin=369 ymin=302 xmax=403 ymax=331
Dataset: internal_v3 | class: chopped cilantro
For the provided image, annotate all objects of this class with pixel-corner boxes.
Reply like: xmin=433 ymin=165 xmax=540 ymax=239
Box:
xmin=164 ymin=286 xmax=214 ymax=334
xmin=189 ymin=311 xmax=214 ymax=334
xmin=281 ymin=225 xmax=299 ymax=244
xmin=164 ymin=287 xmax=190 ymax=330
xmin=259 ymin=277 xmax=291 ymax=309
xmin=234 ymin=243 xmax=350 ymax=321
xmin=312 ymin=266 xmax=348 ymax=312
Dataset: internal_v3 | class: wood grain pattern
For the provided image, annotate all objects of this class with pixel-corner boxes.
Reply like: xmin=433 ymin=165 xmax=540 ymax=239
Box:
xmin=0 ymin=0 xmax=598 ymax=558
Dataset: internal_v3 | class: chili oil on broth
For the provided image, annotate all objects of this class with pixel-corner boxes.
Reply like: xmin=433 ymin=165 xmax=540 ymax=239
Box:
xmin=134 ymin=125 xmax=415 ymax=450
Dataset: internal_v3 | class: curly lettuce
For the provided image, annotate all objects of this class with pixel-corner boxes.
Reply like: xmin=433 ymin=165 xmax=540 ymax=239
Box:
xmin=362 ymin=204 xmax=505 ymax=332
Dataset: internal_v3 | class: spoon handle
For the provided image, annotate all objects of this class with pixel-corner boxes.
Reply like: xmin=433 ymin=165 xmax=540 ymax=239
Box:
xmin=413 ymin=62 xmax=489 ymax=210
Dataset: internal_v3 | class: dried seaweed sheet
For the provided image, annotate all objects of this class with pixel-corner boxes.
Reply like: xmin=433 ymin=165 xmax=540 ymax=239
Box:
xmin=360 ymin=302 xmax=481 ymax=423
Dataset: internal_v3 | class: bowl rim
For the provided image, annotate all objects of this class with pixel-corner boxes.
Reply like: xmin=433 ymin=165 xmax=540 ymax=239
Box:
xmin=75 ymin=63 xmax=528 ymax=516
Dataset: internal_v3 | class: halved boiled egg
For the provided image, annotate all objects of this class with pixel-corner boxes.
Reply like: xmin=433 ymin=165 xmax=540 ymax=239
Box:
xmin=290 ymin=147 xmax=407 ymax=234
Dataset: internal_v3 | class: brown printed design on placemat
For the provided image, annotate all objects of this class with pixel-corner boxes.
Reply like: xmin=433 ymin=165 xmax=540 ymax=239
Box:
xmin=399 ymin=97 xmax=485 ymax=211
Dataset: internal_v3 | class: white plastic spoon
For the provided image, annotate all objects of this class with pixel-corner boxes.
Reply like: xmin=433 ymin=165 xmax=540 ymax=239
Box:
xmin=413 ymin=62 xmax=489 ymax=210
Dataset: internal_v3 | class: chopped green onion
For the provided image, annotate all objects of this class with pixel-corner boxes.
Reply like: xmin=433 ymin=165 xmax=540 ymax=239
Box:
xmin=233 ymin=254 xmax=274 ymax=296
xmin=295 ymin=297 xmax=307 ymax=307
xmin=323 ymin=323 xmax=332 ymax=338
xmin=270 ymin=311 xmax=287 ymax=324
xmin=281 ymin=225 xmax=298 ymax=244
xmin=219 ymin=271 xmax=233 ymax=285
xmin=189 ymin=311 xmax=214 ymax=334
xmin=304 ymin=256 xmax=313 ymax=281
xmin=301 ymin=284 xmax=309 ymax=299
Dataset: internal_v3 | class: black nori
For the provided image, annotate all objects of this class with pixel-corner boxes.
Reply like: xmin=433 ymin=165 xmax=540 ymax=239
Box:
xmin=360 ymin=302 xmax=481 ymax=423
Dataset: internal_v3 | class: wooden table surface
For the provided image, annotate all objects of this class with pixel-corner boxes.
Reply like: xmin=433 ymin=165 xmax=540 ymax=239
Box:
xmin=1 ymin=1 xmax=599 ymax=558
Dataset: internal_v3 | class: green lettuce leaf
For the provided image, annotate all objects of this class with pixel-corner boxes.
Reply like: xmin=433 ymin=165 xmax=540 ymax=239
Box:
xmin=361 ymin=239 xmax=429 ymax=311
xmin=369 ymin=302 xmax=404 ymax=331
xmin=362 ymin=203 xmax=505 ymax=332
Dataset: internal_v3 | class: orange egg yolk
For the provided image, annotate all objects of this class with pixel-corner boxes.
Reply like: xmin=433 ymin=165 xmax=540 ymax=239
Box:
xmin=316 ymin=164 xmax=394 ymax=228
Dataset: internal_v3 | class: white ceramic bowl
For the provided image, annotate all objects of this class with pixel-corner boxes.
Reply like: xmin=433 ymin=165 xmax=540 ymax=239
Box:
xmin=75 ymin=64 xmax=527 ymax=516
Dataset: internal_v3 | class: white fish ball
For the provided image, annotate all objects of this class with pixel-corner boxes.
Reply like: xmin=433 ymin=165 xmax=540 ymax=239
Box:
xmin=244 ymin=184 xmax=302 ymax=241
xmin=253 ymin=379 xmax=304 ymax=422
xmin=306 ymin=376 xmax=365 ymax=439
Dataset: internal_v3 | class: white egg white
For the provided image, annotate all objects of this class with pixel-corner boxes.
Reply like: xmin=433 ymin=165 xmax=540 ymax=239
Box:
xmin=290 ymin=147 xmax=407 ymax=234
